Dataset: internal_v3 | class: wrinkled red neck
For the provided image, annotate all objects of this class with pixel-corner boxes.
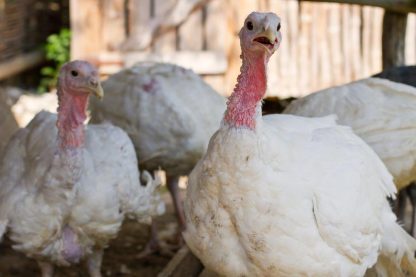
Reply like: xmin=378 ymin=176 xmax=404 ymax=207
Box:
xmin=56 ymin=87 xmax=88 ymax=149
xmin=224 ymin=52 xmax=267 ymax=129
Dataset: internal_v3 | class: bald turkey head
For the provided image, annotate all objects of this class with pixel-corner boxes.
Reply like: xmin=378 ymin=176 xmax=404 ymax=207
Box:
xmin=239 ymin=12 xmax=282 ymax=58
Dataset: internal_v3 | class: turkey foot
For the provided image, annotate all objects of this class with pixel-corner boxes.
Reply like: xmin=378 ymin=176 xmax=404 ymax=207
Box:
xmin=136 ymin=222 xmax=177 ymax=260
xmin=38 ymin=261 xmax=54 ymax=277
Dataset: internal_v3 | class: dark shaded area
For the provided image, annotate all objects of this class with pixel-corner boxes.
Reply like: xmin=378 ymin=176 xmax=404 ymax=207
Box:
xmin=373 ymin=65 xmax=416 ymax=88
xmin=262 ymin=96 xmax=297 ymax=115
xmin=0 ymin=0 xmax=69 ymax=89
xmin=0 ymin=0 xmax=69 ymax=62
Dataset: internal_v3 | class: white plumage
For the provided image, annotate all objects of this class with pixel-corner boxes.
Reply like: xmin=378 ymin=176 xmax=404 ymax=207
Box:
xmin=0 ymin=61 xmax=164 ymax=276
xmin=184 ymin=12 xmax=416 ymax=277
xmin=90 ymin=62 xmax=225 ymax=252
xmin=91 ymin=62 xmax=225 ymax=177
xmin=284 ymin=78 xmax=416 ymax=191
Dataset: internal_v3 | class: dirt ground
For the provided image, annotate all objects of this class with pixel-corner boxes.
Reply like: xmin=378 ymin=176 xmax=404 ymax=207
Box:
xmin=0 ymin=191 xmax=181 ymax=277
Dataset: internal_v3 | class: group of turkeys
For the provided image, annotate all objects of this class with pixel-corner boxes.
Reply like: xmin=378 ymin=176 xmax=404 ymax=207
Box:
xmin=1 ymin=10 xmax=416 ymax=277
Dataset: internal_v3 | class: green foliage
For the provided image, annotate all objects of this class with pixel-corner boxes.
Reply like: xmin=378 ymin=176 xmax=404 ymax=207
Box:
xmin=38 ymin=28 xmax=71 ymax=93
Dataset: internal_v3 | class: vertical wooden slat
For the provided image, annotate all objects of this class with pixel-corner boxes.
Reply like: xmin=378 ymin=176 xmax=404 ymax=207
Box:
xmin=120 ymin=0 xmax=152 ymax=52
xmin=317 ymin=3 xmax=330 ymax=88
xmin=340 ymin=4 xmax=352 ymax=81
xmin=178 ymin=9 xmax=203 ymax=50
xmin=406 ymin=13 xmax=416 ymax=64
xmin=327 ymin=3 xmax=342 ymax=86
xmin=154 ymin=0 xmax=177 ymax=53
xmin=361 ymin=6 xmax=372 ymax=77
xmin=204 ymin=0 xmax=234 ymax=96
xmin=70 ymin=0 xmax=102 ymax=60
xmin=101 ymin=0 xmax=125 ymax=51
xmin=371 ymin=7 xmax=383 ymax=74
xmin=204 ymin=0 xmax=233 ymax=53
xmin=286 ymin=0 xmax=299 ymax=95
xmin=351 ymin=5 xmax=362 ymax=78
xmin=297 ymin=1 xmax=313 ymax=95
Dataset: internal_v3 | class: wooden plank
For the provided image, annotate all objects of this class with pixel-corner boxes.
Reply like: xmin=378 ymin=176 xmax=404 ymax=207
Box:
xmin=361 ymin=6 xmax=372 ymax=77
xmin=204 ymin=0 xmax=234 ymax=53
xmin=70 ymin=0 xmax=102 ymax=60
xmin=286 ymin=0 xmax=300 ymax=95
xmin=369 ymin=7 xmax=383 ymax=74
xmin=154 ymin=0 xmax=177 ymax=53
xmin=351 ymin=4 xmax=362 ymax=78
xmin=158 ymin=246 xmax=203 ymax=277
xmin=341 ymin=4 xmax=352 ymax=81
xmin=297 ymin=1 xmax=314 ymax=95
xmin=406 ymin=14 xmax=416 ymax=64
xmin=310 ymin=3 xmax=320 ymax=90
xmin=382 ymin=10 xmax=408 ymax=69
xmin=300 ymin=0 xmax=416 ymax=13
xmin=327 ymin=3 xmax=343 ymax=85
xmin=178 ymin=9 xmax=203 ymax=50
xmin=101 ymin=0 xmax=125 ymax=51
xmin=123 ymin=50 xmax=227 ymax=74
xmin=0 ymin=50 xmax=44 ymax=80
xmin=120 ymin=0 xmax=152 ymax=51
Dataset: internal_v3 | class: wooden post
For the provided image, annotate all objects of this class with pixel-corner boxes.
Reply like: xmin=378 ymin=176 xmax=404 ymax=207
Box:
xmin=299 ymin=0 xmax=416 ymax=13
xmin=70 ymin=0 xmax=102 ymax=60
xmin=382 ymin=10 xmax=408 ymax=69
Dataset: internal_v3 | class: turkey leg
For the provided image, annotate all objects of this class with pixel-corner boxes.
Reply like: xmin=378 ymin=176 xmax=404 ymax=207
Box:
xmin=136 ymin=221 xmax=161 ymax=259
xmin=87 ymin=249 xmax=103 ymax=277
xmin=166 ymin=175 xmax=186 ymax=244
xmin=38 ymin=261 xmax=54 ymax=277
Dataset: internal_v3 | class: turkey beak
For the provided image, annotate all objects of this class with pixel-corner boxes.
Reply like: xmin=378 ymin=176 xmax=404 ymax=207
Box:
xmin=253 ymin=25 xmax=278 ymax=50
xmin=263 ymin=28 xmax=276 ymax=44
xmin=88 ymin=77 xmax=104 ymax=100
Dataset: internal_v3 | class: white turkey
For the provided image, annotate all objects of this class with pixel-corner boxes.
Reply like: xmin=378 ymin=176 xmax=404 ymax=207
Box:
xmin=183 ymin=12 xmax=416 ymax=276
xmin=0 ymin=60 xmax=164 ymax=277
xmin=90 ymin=62 xmax=226 ymax=255
xmin=284 ymin=77 xmax=416 ymax=234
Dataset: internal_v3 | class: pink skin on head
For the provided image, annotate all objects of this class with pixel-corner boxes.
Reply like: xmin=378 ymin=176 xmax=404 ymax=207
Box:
xmin=56 ymin=60 xmax=101 ymax=149
xmin=224 ymin=12 xmax=281 ymax=129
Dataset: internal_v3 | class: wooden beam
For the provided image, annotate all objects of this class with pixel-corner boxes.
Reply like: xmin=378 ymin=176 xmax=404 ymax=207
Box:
xmin=121 ymin=51 xmax=227 ymax=75
xmin=0 ymin=50 xmax=44 ymax=80
xmin=158 ymin=246 xmax=203 ymax=277
xmin=299 ymin=0 xmax=416 ymax=13
xmin=382 ymin=10 xmax=408 ymax=68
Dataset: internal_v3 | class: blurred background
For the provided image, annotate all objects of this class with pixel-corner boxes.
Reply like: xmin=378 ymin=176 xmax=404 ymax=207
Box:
xmin=1 ymin=0 xmax=415 ymax=99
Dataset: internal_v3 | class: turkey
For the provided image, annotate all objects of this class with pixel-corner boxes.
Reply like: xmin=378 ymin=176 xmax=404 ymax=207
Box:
xmin=183 ymin=12 xmax=416 ymax=276
xmin=90 ymin=62 xmax=226 ymax=255
xmin=0 ymin=60 xmax=164 ymax=277
xmin=284 ymin=77 xmax=416 ymax=235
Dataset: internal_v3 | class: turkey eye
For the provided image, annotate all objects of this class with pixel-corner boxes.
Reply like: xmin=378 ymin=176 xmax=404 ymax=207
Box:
xmin=277 ymin=23 xmax=281 ymax=32
xmin=71 ymin=70 xmax=78 ymax=77
xmin=246 ymin=21 xmax=253 ymax=30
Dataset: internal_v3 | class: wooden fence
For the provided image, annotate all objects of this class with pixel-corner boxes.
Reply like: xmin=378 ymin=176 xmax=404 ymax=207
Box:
xmin=70 ymin=0 xmax=416 ymax=97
